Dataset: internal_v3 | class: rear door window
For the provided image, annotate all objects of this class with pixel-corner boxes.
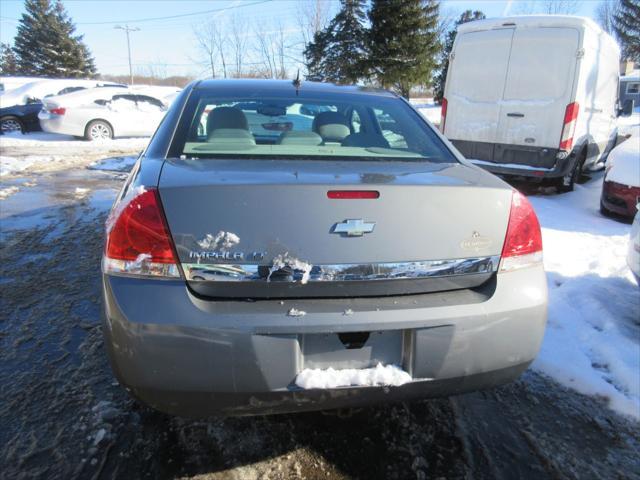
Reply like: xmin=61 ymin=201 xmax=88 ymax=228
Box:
xmin=136 ymin=95 xmax=166 ymax=112
xmin=111 ymin=94 xmax=138 ymax=111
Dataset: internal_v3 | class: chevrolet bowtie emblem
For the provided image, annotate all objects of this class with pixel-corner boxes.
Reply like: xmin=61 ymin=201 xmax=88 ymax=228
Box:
xmin=331 ymin=219 xmax=376 ymax=237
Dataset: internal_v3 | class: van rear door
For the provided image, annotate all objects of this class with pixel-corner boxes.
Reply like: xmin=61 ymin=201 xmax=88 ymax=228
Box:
xmin=495 ymin=27 xmax=580 ymax=165
xmin=444 ymin=28 xmax=514 ymax=154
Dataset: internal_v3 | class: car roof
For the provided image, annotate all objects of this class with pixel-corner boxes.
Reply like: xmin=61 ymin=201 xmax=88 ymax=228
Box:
xmin=192 ymin=79 xmax=397 ymax=98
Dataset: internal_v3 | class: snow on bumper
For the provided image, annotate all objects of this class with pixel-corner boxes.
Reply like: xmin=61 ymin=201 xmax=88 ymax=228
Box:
xmin=102 ymin=266 xmax=547 ymax=417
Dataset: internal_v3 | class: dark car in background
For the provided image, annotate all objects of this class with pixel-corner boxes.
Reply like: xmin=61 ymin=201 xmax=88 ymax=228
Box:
xmin=0 ymin=101 xmax=45 ymax=133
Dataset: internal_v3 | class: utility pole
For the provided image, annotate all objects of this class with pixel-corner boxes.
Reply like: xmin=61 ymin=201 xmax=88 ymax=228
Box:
xmin=114 ymin=24 xmax=140 ymax=86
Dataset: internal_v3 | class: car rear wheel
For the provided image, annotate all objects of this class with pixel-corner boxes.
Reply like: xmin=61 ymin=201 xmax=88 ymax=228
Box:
xmin=0 ymin=116 xmax=24 ymax=133
xmin=85 ymin=120 xmax=113 ymax=141
xmin=556 ymin=149 xmax=586 ymax=193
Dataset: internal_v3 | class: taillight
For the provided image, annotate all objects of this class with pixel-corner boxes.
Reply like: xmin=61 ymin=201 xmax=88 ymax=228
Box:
xmin=559 ymin=102 xmax=579 ymax=151
xmin=440 ymin=97 xmax=448 ymax=133
xmin=50 ymin=107 xmax=66 ymax=115
xmin=499 ymin=190 xmax=543 ymax=272
xmin=102 ymin=186 xmax=180 ymax=278
xmin=327 ymin=190 xmax=380 ymax=199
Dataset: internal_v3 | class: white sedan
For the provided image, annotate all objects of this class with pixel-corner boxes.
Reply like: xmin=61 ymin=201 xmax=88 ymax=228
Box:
xmin=39 ymin=87 xmax=174 ymax=140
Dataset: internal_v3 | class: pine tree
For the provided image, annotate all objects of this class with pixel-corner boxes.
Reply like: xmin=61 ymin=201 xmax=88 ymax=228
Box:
xmin=613 ymin=0 xmax=640 ymax=61
xmin=433 ymin=10 xmax=485 ymax=102
xmin=0 ymin=43 xmax=18 ymax=75
xmin=304 ymin=29 xmax=331 ymax=81
xmin=13 ymin=0 xmax=97 ymax=77
xmin=323 ymin=0 xmax=368 ymax=83
xmin=367 ymin=0 xmax=441 ymax=98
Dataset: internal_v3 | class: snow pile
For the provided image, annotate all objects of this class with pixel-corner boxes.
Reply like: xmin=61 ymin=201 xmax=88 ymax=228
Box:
xmin=1 ymin=155 xmax=38 ymax=176
xmin=197 ymin=231 xmax=240 ymax=251
xmin=74 ymin=187 xmax=90 ymax=198
xmin=268 ymin=253 xmax=313 ymax=284
xmin=1 ymin=132 xmax=147 ymax=176
xmin=604 ymin=135 xmax=640 ymax=187
xmin=0 ymin=186 xmax=19 ymax=200
xmin=88 ymin=156 xmax=137 ymax=173
xmin=295 ymin=363 xmax=412 ymax=389
xmin=287 ymin=308 xmax=306 ymax=317
xmin=617 ymin=106 xmax=640 ymax=138
xmin=529 ymin=178 xmax=640 ymax=419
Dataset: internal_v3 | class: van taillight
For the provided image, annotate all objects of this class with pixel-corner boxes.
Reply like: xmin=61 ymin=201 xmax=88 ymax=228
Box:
xmin=440 ymin=97 xmax=448 ymax=133
xmin=102 ymin=187 xmax=180 ymax=278
xmin=50 ymin=107 xmax=66 ymax=115
xmin=559 ymin=102 xmax=579 ymax=151
xmin=499 ymin=190 xmax=543 ymax=272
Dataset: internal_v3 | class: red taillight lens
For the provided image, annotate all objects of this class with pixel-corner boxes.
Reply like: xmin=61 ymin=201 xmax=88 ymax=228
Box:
xmin=440 ymin=97 xmax=448 ymax=133
xmin=327 ymin=190 xmax=380 ymax=199
xmin=559 ymin=102 xmax=579 ymax=151
xmin=500 ymin=190 xmax=543 ymax=271
xmin=50 ymin=107 xmax=66 ymax=115
xmin=103 ymin=187 xmax=180 ymax=278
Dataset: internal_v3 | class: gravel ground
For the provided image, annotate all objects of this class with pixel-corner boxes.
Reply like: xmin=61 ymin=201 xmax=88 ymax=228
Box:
xmin=1 ymin=164 xmax=639 ymax=480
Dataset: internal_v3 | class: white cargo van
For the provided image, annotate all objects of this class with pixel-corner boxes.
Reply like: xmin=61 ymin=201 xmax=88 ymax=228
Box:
xmin=441 ymin=16 xmax=620 ymax=191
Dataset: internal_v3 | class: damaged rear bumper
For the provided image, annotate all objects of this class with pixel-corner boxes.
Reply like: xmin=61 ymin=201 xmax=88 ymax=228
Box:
xmin=102 ymin=266 xmax=547 ymax=417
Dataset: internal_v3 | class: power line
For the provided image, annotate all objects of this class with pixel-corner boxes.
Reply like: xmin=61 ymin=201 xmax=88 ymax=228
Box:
xmin=72 ymin=0 xmax=270 ymax=26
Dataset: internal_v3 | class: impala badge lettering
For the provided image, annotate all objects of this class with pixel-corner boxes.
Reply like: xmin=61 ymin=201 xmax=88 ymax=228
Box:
xmin=189 ymin=251 xmax=265 ymax=261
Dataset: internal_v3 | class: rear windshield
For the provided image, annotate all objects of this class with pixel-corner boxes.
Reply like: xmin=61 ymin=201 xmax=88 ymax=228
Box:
xmin=169 ymin=88 xmax=456 ymax=163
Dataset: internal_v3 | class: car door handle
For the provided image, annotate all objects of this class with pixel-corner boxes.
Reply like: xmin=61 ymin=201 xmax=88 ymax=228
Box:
xmin=507 ymin=112 xmax=525 ymax=118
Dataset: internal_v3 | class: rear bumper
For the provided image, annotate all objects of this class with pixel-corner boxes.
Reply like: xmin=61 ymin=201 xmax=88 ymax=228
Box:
xmin=451 ymin=139 xmax=571 ymax=178
xmin=102 ymin=266 xmax=548 ymax=417
xmin=38 ymin=112 xmax=75 ymax=136
xmin=601 ymin=180 xmax=640 ymax=218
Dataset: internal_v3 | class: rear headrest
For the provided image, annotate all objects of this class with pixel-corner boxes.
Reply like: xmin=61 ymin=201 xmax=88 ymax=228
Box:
xmin=341 ymin=133 xmax=390 ymax=149
xmin=207 ymin=128 xmax=256 ymax=147
xmin=312 ymin=111 xmax=351 ymax=142
xmin=206 ymin=107 xmax=249 ymax=135
xmin=277 ymin=131 xmax=323 ymax=146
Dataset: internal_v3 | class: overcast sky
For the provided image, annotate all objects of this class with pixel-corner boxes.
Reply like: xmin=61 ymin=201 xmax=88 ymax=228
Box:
xmin=0 ymin=0 xmax=601 ymax=78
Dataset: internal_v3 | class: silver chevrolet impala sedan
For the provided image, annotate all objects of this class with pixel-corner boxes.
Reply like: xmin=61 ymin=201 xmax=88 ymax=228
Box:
xmin=102 ymin=79 xmax=547 ymax=417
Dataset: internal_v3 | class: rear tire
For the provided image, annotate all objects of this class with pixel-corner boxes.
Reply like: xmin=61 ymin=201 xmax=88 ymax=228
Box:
xmin=555 ymin=149 xmax=586 ymax=193
xmin=600 ymin=199 xmax=612 ymax=217
xmin=85 ymin=120 xmax=113 ymax=141
xmin=0 ymin=116 xmax=24 ymax=134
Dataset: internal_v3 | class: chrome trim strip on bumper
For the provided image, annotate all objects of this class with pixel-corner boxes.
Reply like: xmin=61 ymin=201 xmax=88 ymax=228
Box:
xmin=183 ymin=256 xmax=501 ymax=283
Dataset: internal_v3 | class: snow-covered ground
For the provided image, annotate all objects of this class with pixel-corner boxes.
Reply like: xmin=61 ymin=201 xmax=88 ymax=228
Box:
xmin=530 ymin=177 xmax=640 ymax=420
xmin=410 ymin=97 xmax=441 ymax=126
xmin=0 ymin=131 xmax=147 ymax=179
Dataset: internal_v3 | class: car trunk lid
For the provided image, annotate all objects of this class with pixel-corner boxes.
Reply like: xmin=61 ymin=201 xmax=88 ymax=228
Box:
xmin=158 ymin=159 xmax=511 ymax=298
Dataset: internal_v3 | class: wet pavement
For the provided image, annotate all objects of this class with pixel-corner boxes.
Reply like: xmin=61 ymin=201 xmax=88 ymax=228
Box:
xmin=1 ymin=164 xmax=639 ymax=479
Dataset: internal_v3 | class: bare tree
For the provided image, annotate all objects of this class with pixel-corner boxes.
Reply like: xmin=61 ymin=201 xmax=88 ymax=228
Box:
xmin=213 ymin=25 xmax=228 ymax=78
xmin=254 ymin=25 xmax=276 ymax=78
xmin=296 ymin=0 xmax=333 ymax=46
xmin=193 ymin=21 xmax=219 ymax=78
xmin=596 ymin=1 xmax=619 ymax=34
xmin=516 ymin=0 xmax=580 ymax=14
xmin=229 ymin=15 xmax=248 ymax=77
